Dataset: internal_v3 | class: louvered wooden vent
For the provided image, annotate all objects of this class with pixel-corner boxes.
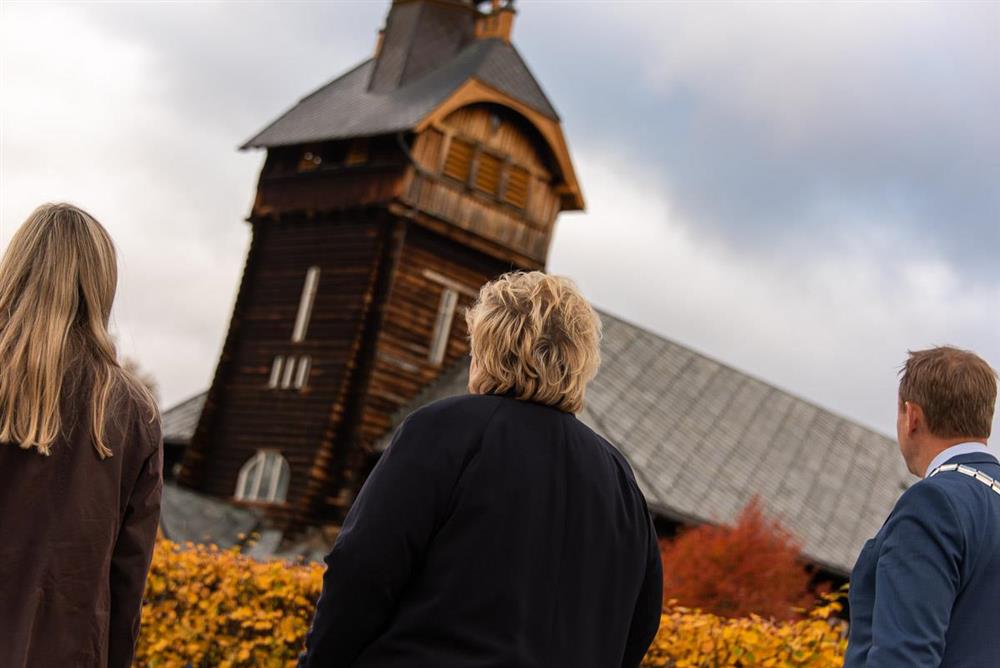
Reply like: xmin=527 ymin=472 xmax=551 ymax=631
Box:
xmin=474 ymin=152 xmax=502 ymax=196
xmin=503 ymin=165 xmax=530 ymax=209
xmin=443 ymin=139 xmax=474 ymax=183
xmin=441 ymin=136 xmax=532 ymax=211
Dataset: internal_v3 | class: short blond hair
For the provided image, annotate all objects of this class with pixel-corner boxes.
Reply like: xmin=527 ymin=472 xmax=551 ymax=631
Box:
xmin=899 ymin=346 xmax=997 ymax=439
xmin=465 ymin=272 xmax=602 ymax=414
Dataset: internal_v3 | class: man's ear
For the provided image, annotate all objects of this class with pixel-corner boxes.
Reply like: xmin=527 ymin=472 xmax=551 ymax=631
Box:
xmin=905 ymin=401 xmax=925 ymax=435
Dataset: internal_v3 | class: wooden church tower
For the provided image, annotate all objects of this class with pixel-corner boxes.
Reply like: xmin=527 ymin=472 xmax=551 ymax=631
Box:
xmin=179 ymin=0 xmax=584 ymax=526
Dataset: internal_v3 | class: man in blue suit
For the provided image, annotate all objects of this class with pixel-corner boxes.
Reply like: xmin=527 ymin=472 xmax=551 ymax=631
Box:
xmin=846 ymin=346 xmax=999 ymax=667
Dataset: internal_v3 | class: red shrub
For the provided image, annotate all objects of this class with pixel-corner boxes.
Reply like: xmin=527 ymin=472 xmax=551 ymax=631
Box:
xmin=659 ymin=496 xmax=816 ymax=620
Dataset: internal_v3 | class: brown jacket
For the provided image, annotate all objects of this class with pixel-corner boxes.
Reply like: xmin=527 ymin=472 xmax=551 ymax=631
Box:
xmin=0 ymin=377 xmax=163 ymax=668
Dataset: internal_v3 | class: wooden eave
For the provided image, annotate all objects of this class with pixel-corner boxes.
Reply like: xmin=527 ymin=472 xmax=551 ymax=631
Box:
xmin=415 ymin=77 xmax=585 ymax=212
xmin=386 ymin=201 xmax=544 ymax=270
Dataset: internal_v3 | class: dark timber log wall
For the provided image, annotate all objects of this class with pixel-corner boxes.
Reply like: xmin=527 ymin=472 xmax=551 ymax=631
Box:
xmin=322 ymin=225 xmax=514 ymax=512
xmin=181 ymin=212 xmax=385 ymax=516
xmin=181 ymin=0 xmax=584 ymax=529
xmin=183 ymin=107 xmax=577 ymax=525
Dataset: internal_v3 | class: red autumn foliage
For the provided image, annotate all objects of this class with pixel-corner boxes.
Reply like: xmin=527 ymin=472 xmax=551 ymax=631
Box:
xmin=659 ymin=496 xmax=816 ymax=620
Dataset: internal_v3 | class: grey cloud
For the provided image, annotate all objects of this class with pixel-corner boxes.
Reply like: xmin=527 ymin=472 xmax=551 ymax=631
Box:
xmin=80 ymin=1 xmax=1000 ymax=280
xmin=74 ymin=2 xmax=387 ymax=140
xmin=515 ymin=2 xmax=1000 ymax=281
xmin=549 ymin=151 xmax=1000 ymax=437
xmin=2 ymin=1 xmax=997 ymax=420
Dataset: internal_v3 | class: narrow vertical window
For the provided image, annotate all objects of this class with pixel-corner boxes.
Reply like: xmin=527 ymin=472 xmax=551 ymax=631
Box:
xmin=265 ymin=452 xmax=290 ymax=502
xmin=235 ymin=450 xmax=290 ymax=503
xmin=268 ymin=356 xmax=284 ymax=388
xmin=292 ymin=266 xmax=320 ymax=343
xmin=428 ymin=288 xmax=458 ymax=366
xmin=235 ymin=450 xmax=267 ymax=501
xmin=281 ymin=355 xmax=297 ymax=389
xmin=294 ymin=355 xmax=311 ymax=390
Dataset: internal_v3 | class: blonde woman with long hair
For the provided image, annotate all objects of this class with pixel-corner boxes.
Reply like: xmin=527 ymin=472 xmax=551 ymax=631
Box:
xmin=0 ymin=203 xmax=162 ymax=668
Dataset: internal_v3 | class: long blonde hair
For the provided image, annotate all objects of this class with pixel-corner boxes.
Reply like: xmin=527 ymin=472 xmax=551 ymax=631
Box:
xmin=466 ymin=271 xmax=602 ymax=414
xmin=0 ymin=203 xmax=156 ymax=457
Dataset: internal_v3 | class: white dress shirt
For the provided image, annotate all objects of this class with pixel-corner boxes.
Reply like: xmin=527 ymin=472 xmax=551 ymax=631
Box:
xmin=925 ymin=441 xmax=997 ymax=478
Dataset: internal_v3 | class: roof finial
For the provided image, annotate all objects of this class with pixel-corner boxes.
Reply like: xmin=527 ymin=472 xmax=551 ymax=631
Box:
xmin=476 ymin=0 xmax=516 ymax=42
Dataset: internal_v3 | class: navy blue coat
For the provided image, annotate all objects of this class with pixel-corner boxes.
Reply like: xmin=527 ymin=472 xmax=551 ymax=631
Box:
xmin=846 ymin=452 xmax=1000 ymax=667
xmin=299 ymin=393 xmax=662 ymax=668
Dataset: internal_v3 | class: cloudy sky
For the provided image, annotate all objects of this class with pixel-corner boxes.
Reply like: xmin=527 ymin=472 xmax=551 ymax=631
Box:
xmin=1 ymin=0 xmax=998 ymax=438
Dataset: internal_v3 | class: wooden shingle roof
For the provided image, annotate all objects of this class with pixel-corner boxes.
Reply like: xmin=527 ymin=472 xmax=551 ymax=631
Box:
xmin=377 ymin=310 xmax=912 ymax=576
xmin=242 ymin=38 xmax=558 ymax=150
xmin=161 ymin=392 xmax=207 ymax=445
xmin=165 ymin=310 xmax=911 ymax=575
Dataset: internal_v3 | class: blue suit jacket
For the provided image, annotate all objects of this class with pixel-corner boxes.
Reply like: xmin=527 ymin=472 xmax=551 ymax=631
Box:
xmin=846 ymin=452 xmax=1000 ymax=667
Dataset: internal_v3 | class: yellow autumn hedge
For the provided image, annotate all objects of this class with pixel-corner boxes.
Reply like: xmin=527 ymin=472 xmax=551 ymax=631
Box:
xmin=644 ymin=598 xmax=847 ymax=667
xmin=137 ymin=539 xmax=323 ymax=668
xmin=137 ymin=538 xmax=846 ymax=667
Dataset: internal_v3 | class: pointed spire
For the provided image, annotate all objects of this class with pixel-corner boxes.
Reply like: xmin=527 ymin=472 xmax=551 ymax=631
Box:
xmin=369 ymin=0 xmax=477 ymax=93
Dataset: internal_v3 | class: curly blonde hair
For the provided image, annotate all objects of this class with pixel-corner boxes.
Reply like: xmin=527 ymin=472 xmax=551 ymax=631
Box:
xmin=465 ymin=272 xmax=602 ymax=414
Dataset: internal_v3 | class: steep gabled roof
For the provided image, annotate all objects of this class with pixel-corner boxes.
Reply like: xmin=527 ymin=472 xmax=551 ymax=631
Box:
xmin=242 ymin=38 xmax=558 ymax=150
xmin=376 ymin=310 xmax=913 ymax=576
xmin=161 ymin=392 xmax=207 ymax=445
xmin=164 ymin=311 xmax=910 ymax=575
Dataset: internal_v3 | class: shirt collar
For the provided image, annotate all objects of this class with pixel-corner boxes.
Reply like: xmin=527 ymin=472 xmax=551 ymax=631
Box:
xmin=925 ymin=441 xmax=995 ymax=478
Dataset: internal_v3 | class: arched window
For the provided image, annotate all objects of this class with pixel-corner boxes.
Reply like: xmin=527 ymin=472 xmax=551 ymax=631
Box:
xmin=235 ymin=450 xmax=290 ymax=503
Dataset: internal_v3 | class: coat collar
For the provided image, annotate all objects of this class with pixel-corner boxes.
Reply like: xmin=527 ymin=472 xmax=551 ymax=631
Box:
xmin=941 ymin=451 xmax=1000 ymax=469
xmin=925 ymin=442 xmax=995 ymax=477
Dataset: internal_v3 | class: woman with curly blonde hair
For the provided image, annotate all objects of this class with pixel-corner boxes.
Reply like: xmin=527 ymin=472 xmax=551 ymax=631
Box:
xmin=0 ymin=203 xmax=162 ymax=668
xmin=301 ymin=271 xmax=662 ymax=668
